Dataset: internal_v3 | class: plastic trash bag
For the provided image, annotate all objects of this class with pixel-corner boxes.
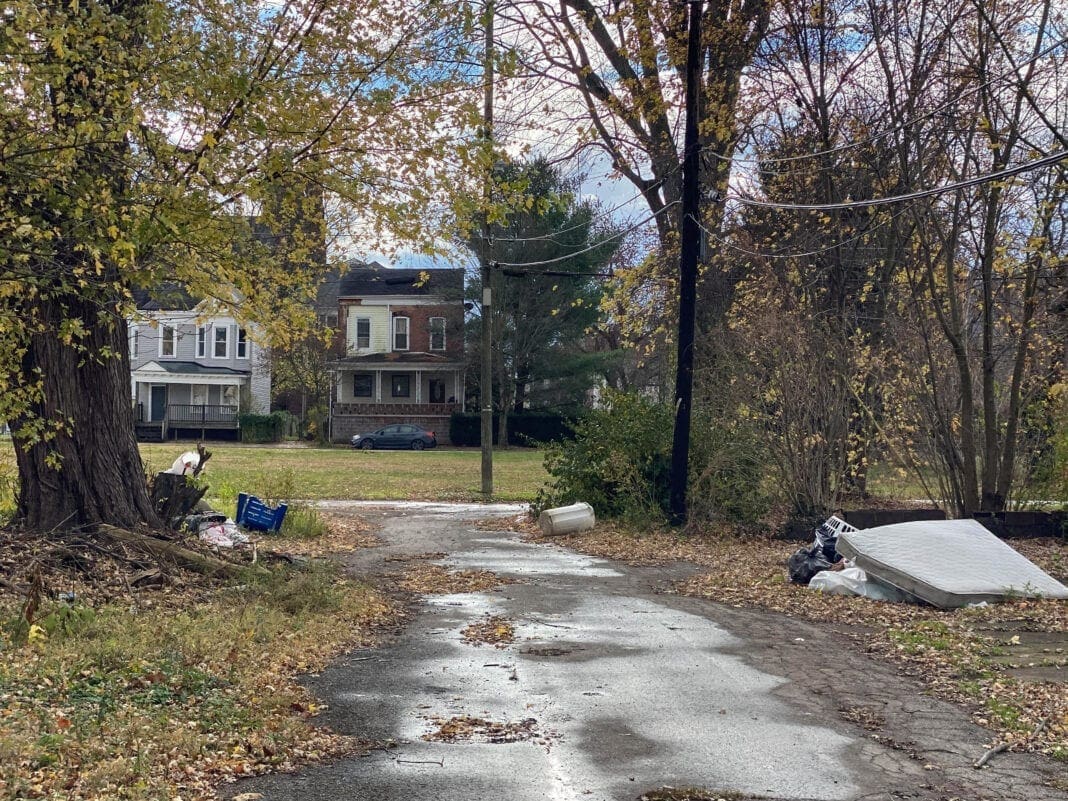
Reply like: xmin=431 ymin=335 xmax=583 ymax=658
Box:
xmin=198 ymin=518 xmax=248 ymax=548
xmin=787 ymin=545 xmax=833 ymax=585
xmin=165 ymin=451 xmax=201 ymax=476
xmin=809 ymin=567 xmax=909 ymax=602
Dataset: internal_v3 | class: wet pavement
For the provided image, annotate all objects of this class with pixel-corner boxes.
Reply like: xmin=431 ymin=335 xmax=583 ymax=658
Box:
xmin=231 ymin=504 xmax=1068 ymax=801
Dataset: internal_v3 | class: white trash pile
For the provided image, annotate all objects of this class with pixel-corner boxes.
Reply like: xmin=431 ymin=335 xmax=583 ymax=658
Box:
xmin=791 ymin=516 xmax=1068 ymax=608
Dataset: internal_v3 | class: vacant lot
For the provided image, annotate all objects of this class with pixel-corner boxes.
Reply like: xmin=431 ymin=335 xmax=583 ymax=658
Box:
xmin=0 ymin=440 xmax=547 ymax=512
xmin=147 ymin=442 xmax=546 ymax=503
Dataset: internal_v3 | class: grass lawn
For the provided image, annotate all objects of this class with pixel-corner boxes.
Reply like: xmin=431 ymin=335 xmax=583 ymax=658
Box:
xmin=0 ymin=439 xmax=547 ymax=512
xmin=148 ymin=442 xmax=547 ymax=504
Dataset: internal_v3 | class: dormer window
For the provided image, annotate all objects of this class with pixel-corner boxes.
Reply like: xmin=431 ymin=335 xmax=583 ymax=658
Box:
xmin=197 ymin=325 xmax=207 ymax=358
xmin=429 ymin=317 xmax=446 ymax=351
xmin=393 ymin=316 xmax=409 ymax=351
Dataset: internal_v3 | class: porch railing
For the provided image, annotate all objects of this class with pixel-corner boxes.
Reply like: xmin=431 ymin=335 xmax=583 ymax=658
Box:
xmin=166 ymin=404 xmax=240 ymax=426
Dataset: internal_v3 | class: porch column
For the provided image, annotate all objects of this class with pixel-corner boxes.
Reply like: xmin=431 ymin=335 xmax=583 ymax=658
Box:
xmin=375 ymin=369 xmax=382 ymax=403
xmin=415 ymin=370 xmax=422 ymax=403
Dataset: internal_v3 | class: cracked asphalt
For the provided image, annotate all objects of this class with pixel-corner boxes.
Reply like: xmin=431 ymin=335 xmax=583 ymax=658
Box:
xmin=231 ymin=503 xmax=1068 ymax=801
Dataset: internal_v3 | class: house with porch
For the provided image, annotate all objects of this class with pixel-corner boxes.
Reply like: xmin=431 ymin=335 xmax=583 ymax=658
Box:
xmin=129 ymin=288 xmax=271 ymax=440
xmin=328 ymin=264 xmax=465 ymax=444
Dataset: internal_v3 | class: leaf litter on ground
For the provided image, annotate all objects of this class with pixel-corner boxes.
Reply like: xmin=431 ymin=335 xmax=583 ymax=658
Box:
xmin=0 ymin=513 xmax=399 ymax=801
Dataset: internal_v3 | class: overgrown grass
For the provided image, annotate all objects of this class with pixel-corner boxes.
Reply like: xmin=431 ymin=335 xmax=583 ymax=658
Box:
xmin=0 ymin=564 xmax=397 ymax=800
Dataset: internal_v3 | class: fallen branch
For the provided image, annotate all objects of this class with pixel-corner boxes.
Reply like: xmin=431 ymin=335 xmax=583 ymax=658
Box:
xmin=97 ymin=525 xmax=260 ymax=578
xmin=973 ymin=742 xmax=1008 ymax=769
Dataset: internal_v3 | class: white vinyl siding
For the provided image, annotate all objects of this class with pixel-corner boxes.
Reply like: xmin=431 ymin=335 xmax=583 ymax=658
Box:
xmin=344 ymin=306 xmax=389 ymax=353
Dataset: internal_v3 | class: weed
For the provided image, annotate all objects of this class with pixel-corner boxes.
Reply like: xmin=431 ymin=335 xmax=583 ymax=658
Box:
xmin=280 ymin=503 xmax=329 ymax=539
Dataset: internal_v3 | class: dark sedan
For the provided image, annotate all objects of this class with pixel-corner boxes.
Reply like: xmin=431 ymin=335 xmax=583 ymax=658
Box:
xmin=351 ymin=423 xmax=437 ymax=450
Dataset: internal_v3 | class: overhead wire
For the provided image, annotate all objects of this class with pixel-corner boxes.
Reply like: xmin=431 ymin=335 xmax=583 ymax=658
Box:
xmin=708 ymin=34 xmax=1068 ymax=166
xmin=725 ymin=149 xmax=1068 ymax=211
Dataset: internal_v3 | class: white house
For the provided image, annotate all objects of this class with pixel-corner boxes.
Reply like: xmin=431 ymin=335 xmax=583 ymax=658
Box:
xmin=129 ymin=287 xmax=270 ymax=440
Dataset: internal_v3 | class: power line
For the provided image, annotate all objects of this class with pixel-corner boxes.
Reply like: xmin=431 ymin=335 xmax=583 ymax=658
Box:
xmin=692 ymin=206 xmax=912 ymax=260
xmin=726 ymin=149 xmax=1068 ymax=211
xmin=492 ymin=201 xmax=679 ymax=268
xmin=709 ymin=34 xmax=1068 ymax=167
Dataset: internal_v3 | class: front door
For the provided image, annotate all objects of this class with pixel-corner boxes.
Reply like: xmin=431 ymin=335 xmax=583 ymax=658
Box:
xmin=150 ymin=385 xmax=167 ymax=421
xmin=429 ymin=379 xmax=446 ymax=404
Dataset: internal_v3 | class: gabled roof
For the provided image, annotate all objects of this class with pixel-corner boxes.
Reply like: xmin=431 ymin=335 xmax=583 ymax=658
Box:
xmin=132 ymin=283 xmax=198 ymax=311
xmin=339 ymin=263 xmax=464 ymax=299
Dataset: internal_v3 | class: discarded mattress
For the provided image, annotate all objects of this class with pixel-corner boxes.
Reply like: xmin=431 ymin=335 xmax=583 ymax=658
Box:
xmin=836 ymin=519 xmax=1068 ymax=608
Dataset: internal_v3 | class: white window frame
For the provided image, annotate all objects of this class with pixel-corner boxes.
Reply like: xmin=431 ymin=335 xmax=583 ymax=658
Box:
xmin=355 ymin=317 xmax=371 ymax=349
xmin=393 ymin=316 xmax=409 ymax=351
xmin=212 ymin=325 xmax=229 ymax=359
xmin=159 ymin=324 xmax=176 ymax=358
xmin=196 ymin=325 xmax=207 ymax=358
xmin=131 ymin=328 xmax=139 ymax=360
xmin=236 ymin=327 xmax=249 ymax=359
xmin=429 ymin=317 xmax=446 ymax=351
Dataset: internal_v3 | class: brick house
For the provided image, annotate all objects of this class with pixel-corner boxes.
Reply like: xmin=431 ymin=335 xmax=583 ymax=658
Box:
xmin=328 ymin=264 xmax=465 ymax=444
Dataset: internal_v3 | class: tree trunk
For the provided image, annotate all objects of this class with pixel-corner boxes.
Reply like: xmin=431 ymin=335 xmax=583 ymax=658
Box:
xmin=14 ymin=292 xmax=161 ymax=533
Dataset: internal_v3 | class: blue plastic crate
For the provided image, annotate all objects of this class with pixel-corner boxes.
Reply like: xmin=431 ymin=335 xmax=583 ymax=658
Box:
xmin=236 ymin=492 xmax=288 ymax=533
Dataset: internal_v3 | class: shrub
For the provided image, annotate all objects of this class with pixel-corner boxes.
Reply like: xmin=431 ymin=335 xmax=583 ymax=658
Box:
xmin=534 ymin=390 xmax=771 ymax=524
xmin=239 ymin=411 xmax=291 ymax=443
xmin=449 ymin=411 xmax=578 ymax=447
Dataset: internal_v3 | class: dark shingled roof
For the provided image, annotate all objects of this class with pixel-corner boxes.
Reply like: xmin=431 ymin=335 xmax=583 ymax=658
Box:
xmin=132 ymin=283 xmax=198 ymax=311
xmin=330 ymin=352 xmax=463 ymax=367
xmin=339 ymin=262 xmax=464 ymax=298
xmin=137 ymin=361 xmax=249 ymax=376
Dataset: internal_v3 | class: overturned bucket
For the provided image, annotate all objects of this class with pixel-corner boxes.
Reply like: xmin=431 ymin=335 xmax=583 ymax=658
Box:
xmin=538 ymin=502 xmax=595 ymax=537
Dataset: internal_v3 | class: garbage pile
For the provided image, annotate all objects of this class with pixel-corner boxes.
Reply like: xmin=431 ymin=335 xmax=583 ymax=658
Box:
xmin=790 ymin=516 xmax=1068 ymax=608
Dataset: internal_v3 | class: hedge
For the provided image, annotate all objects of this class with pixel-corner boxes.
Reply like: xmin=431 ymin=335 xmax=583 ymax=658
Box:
xmin=239 ymin=411 xmax=291 ymax=443
xmin=449 ymin=412 xmax=578 ymax=447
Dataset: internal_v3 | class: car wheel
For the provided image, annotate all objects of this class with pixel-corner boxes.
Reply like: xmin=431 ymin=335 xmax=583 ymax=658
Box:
xmin=361 ymin=439 xmax=375 ymax=450
xmin=411 ymin=439 xmax=425 ymax=451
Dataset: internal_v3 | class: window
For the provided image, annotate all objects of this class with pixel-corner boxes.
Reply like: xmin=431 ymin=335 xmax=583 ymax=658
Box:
xmin=355 ymin=317 xmax=370 ymax=349
xmin=213 ymin=325 xmax=229 ymax=358
xmin=353 ymin=373 xmax=373 ymax=398
xmin=236 ymin=328 xmax=249 ymax=359
xmin=393 ymin=316 xmax=409 ymax=351
xmin=391 ymin=375 xmax=410 ymax=397
xmin=160 ymin=324 xmax=176 ymax=357
xmin=429 ymin=317 xmax=446 ymax=351
xmin=196 ymin=325 xmax=207 ymax=358
xmin=131 ymin=329 xmax=139 ymax=360
xmin=318 ymin=312 xmax=338 ymax=329
xmin=429 ymin=379 xmax=446 ymax=404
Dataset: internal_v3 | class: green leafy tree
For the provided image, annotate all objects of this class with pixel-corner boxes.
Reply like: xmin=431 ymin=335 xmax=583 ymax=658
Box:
xmin=464 ymin=158 xmax=621 ymax=439
xmin=0 ymin=0 xmax=475 ymax=532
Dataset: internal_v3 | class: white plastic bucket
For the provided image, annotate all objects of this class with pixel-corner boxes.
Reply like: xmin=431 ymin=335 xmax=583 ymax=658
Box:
xmin=538 ymin=502 xmax=595 ymax=536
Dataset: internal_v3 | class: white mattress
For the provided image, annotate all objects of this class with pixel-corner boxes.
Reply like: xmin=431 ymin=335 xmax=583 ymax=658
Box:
xmin=836 ymin=519 xmax=1068 ymax=608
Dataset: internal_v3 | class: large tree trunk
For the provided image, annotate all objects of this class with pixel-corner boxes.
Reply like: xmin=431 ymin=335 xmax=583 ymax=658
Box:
xmin=14 ymin=291 xmax=161 ymax=533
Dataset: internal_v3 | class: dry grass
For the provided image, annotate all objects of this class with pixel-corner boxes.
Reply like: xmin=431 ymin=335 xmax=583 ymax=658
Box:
xmin=0 ymin=518 xmax=399 ymax=801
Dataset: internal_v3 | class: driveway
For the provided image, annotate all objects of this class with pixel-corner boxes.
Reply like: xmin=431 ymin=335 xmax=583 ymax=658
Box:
xmin=232 ymin=504 xmax=1067 ymax=801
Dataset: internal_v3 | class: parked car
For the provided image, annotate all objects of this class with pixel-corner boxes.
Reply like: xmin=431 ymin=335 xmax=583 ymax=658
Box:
xmin=351 ymin=423 xmax=437 ymax=451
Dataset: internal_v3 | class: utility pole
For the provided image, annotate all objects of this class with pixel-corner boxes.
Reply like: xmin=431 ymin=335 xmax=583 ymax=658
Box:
xmin=669 ymin=0 xmax=703 ymax=526
xmin=480 ymin=0 xmax=495 ymax=497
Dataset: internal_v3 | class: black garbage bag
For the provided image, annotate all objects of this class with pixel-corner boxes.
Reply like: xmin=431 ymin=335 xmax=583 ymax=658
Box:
xmin=787 ymin=544 xmax=833 ymax=585
xmin=813 ymin=521 xmax=841 ymax=562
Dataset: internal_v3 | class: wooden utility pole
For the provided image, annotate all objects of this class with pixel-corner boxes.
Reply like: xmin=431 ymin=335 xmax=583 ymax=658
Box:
xmin=669 ymin=0 xmax=703 ymax=526
xmin=480 ymin=0 xmax=495 ymax=497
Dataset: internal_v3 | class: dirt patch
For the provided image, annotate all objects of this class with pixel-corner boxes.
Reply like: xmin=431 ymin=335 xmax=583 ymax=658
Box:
xmin=461 ymin=615 xmax=516 ymax=647
xmin=397 ymin=563 xmax=516 ymax=594
xmin=272 ymin=512 xmax=381 ymax=557
xmin=422 ymin=715 xmax=539 ymax=744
